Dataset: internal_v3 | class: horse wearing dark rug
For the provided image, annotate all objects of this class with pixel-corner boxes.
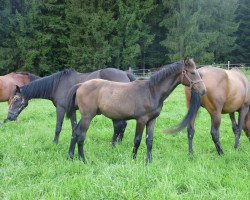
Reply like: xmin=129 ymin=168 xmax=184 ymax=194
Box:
xmin=7 ymin=68 xmax=136 ymax=144
xmin=184 ymin=66 xmax=250 ymax=155
xmin=0 ymin=72 xmax=39 ymax=120
xmin=66 ymin=58 xmax=206 ymax=163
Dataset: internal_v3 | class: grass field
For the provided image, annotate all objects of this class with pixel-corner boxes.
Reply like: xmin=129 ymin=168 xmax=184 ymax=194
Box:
xmin=0 ymin=86 xmax=249 ymax=199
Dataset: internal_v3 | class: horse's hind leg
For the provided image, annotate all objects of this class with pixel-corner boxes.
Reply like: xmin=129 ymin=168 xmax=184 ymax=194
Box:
xmin=210 ymin=113 xmax=224 ymax=155
xmin=229 ymin=112 xmax=239 ymax=136
xmin=243 ymin=110 xmax=250 ymax=142
xmin=53 ymin=106 xmax=65 ymax=144
xmin=77 ymin=115 xmax=93 ymax=163
xmin=132 ymin=121 xmax=145 ymax=159
xmin=117 ymin=120 xmax=127 ymax=142
xmin=111 ymin=120 xmax=127 ymax=147
xmin=235 ymin=106 xmax=249 ymax=149
xmin=146 ymin=118 xmax=156 ymax=163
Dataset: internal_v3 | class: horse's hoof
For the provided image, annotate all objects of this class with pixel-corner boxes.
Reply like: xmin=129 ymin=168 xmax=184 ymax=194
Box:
xmin=78 ymin=156 xmax=86 ymax=163
xmin=145 ymin=158 xmax=152 ymax=165
xmin=53 ymin=139 xmax=59 ymax=145
xmin=110 ymin=141 xmax=116 ymax=148
xmin=234 ymin=146 xmax=240 ymax=150
xmin=67 ymin=153 xmax=74 ymax=161
xmin=188 ymin=149 xmax=194 ymax=155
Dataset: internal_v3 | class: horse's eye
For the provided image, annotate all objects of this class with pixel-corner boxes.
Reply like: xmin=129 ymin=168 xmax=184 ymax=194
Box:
xmin=191 ymin=72 xmax=195 ymax=75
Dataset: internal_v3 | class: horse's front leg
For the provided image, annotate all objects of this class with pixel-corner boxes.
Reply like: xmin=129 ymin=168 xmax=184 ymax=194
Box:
xmin=53 ymin=106 xmax=65 ymax=144
xmin=146 ymin=118 xmax=156 ymax=163
xmin=210 ymin=112 xmax=224 ymax=155
xmin=132 ymin=121 xmax=145 ymax=159
xmin=235 ymin=106 xmax=249 ymax=149
xmin=111 ymin=120 xmax=127 ymax=147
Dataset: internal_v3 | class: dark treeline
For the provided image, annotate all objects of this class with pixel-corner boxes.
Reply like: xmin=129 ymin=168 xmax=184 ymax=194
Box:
xmin=0 ymin=0 xmax=249 ymax=75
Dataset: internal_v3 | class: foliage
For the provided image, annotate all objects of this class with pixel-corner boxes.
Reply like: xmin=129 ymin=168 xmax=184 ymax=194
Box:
xmin=232 ymin=0 xmax=250 ymax=63
xmin=0 ymin=86 xmax=249 ymax=199
xmin=160 ymin=0 xmax=238 ymax=63
xmin=0 ymin=0 xmax=247 ymax=75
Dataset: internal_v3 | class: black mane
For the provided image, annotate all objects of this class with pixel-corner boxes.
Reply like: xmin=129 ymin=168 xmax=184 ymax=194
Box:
xmin=149 ymin=61 xmax=184 ymax=85
xmin=20 ymin=69 xmax=75 ymax=100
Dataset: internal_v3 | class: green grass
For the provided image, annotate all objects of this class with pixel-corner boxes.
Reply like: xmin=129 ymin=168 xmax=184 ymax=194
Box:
xmin=0 ymin=86 xmax=249 ymax=200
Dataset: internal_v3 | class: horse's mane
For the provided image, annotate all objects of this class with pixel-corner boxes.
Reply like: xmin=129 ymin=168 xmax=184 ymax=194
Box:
xmin=149 ymin=61 xmax=184 ymax=85
xmin=20 ymin=69 xmax=75 ymax=99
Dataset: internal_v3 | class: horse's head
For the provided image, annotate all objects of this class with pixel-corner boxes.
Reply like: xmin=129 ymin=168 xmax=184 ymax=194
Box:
xmin=181 ymin=58 xmax=206 ymax=96
xmin=243 ymin=110 xmax=250 ymax=141
xmin=7 ymin=85 xmax=28 ymax=121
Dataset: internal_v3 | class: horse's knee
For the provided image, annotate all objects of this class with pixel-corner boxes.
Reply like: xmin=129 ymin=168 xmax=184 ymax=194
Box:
xmin=146 ymin=138 xmax=153 ymax=150
xmin=77 ymin=134 xmax=85 ymax=144
xmin=134 ymin=136 xmax=142 ymax=147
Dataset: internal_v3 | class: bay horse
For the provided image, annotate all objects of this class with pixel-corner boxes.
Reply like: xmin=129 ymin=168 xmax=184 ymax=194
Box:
xmin=66 ymin=58 xmax=206 ymax=163
xmin=185 ymin=66 xmax=250 ymax=155
xmin=0 ymin=72 xmax=39 ymax=119
xmin=6 ymin=68 xmax=136 ymax=145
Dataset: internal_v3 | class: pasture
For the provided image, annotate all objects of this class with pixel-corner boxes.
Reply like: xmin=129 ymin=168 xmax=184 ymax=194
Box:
xmin=0 ymin=85 xmax=249 ymax=199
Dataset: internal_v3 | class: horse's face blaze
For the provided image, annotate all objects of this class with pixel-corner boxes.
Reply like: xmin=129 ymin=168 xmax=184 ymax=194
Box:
xmin=7 ymin=94 xmax=28 ymax=121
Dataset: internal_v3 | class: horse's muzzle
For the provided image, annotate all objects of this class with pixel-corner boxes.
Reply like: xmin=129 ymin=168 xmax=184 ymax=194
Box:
xmin=7 ymin=112 xmax=18 ymax=121
xmin=200 ymin=88 xmax=206 ymax=96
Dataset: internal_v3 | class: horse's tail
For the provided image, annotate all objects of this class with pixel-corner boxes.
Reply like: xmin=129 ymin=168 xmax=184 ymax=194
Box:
xmin=66 ymin=84 xmax=81 ymax=118
xmin=126 ymin=71 xmax=136 ymax=82
xmin=164 ymin=89 xmax=201 ymax=133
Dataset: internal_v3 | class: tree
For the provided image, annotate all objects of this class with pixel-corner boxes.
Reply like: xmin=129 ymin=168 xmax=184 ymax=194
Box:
xmin=232 ymin=0 xmax=250 ymax=63
xmin=160 ymin=0 xmax=238 ymax=63
xmin=66 ymin=0 xmax=116 ymax=71
xmin=111 ymin=0 xmax=155 ymax=70
xmin=14 ymin=0 xmax=69 ymax=75
xmin=0 ymin=0 xmax=22 ymax=74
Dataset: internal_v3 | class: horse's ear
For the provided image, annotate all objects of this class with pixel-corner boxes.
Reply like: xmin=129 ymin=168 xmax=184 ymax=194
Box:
xmin=184 ymin=57 xmax=190 ymax=65
xmin=184 ymin=57 xmax=194 ymax=66
xmin=15 ymin=85 xmax=21 ymax=94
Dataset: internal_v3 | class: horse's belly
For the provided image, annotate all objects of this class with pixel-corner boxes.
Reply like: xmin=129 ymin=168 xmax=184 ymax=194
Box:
xmin=98 ymin=100 xmax=134 ymax=119
xmin=222 ymin=100 xmax=243 ymax=113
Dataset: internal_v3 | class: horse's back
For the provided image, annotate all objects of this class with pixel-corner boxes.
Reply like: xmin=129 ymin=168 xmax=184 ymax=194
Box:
xmin=100 ymin=68 xmax=132 ymax=82
xmin=76 ymin=79 xmax=139 ymax=119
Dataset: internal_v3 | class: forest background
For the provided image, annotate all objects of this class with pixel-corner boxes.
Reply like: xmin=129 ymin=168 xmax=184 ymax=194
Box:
xmin=0 ymin=0 xmax=249 ymax=76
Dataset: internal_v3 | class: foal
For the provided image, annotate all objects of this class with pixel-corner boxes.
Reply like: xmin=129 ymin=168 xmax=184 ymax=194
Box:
xmin=66 ymin=58 xmax=206 ymax=163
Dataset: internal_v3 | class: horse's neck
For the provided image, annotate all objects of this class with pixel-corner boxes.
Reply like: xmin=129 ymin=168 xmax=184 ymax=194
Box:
xmin=151 ymin=73 xmax=181 ymax=103
xmin=22 ymin=83 xmax=51 ymax=100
